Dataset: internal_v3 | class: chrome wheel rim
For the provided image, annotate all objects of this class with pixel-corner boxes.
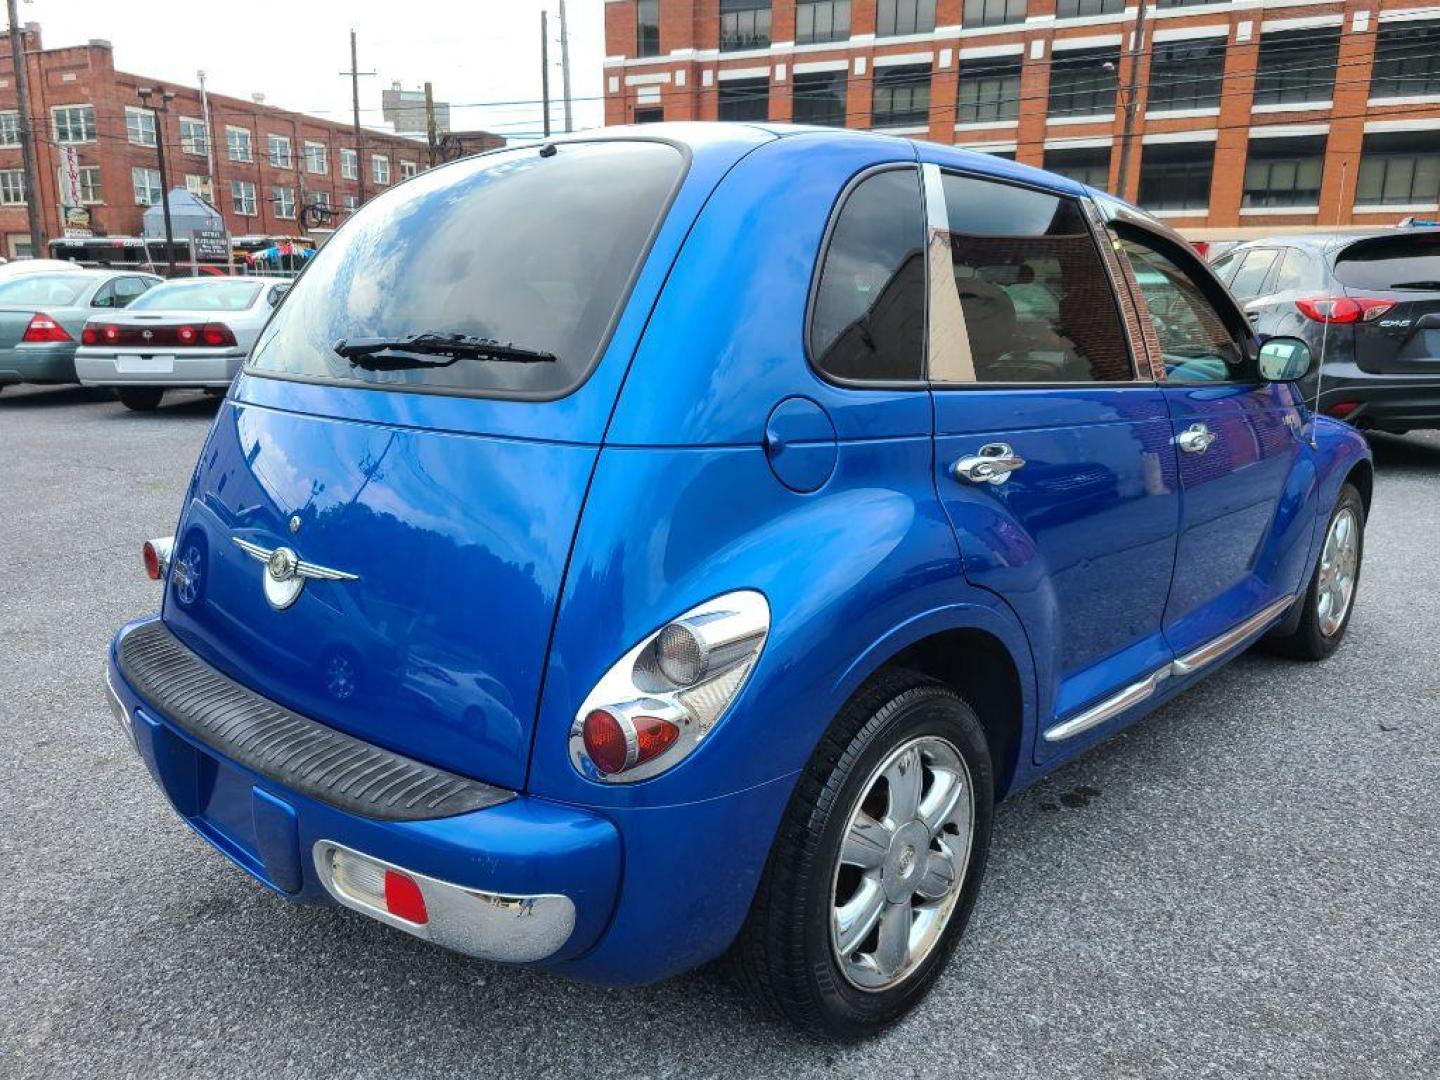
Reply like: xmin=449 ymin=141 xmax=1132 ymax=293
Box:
xmin=830 ymin=735 xmax=974 ymax=992
xmin=1317 ymin=507 xmax=1359 ymax=638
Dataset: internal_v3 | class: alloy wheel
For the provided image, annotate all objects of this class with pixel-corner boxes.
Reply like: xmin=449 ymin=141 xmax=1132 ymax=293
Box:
xmin=1317 ymin=507 xmax=1359 ymax=638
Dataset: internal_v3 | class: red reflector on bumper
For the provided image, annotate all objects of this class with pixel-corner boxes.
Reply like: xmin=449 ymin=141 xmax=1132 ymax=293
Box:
xmin=383 ymin=869 xmax=429 ymax=924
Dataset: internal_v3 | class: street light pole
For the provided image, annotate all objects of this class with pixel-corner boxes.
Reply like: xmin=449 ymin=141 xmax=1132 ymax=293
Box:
xmin=138 ymin=86 xmax=178 ymax=275
xmin=6 ymin=1 xmax=42 ymax=257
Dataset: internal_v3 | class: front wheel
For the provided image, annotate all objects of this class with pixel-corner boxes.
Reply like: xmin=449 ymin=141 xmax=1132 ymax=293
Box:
xmin=1269 ymin=483 xmax=1366 ymax=661
xmin=116 ymin=388 xmax=164 ymax=412
xmin=735 ymin=670 xmax=994 ymax=1039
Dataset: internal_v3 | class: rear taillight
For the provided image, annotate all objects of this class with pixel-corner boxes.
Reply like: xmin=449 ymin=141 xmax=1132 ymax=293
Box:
xmin=580 ymin=707 xmax=681 ymax=776
xmin=1328 ymin=401 xmax=1360 ymax=419
xmin=199 ymin=322 xmax=236 ymax=347
xmin=22 ymin=313 xmax=73 ymax=343
xmin=142 ymin=536 xmax=174 ymax=581
xmin=1295 ymin=297 xmax=1395 ymax=324
xmin=79 ymin=323 xmax=236 ymax=347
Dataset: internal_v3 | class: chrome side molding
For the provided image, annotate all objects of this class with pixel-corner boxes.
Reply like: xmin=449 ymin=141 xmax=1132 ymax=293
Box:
xmin=1043 ymin=594 xmax=1297 ymax=743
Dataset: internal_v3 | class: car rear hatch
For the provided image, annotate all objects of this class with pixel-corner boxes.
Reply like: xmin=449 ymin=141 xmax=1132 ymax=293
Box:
xmin=157 ymin=132 xmax=763 ymax=792
xmin=1334 ymin=232 xmax=1440 ymax=375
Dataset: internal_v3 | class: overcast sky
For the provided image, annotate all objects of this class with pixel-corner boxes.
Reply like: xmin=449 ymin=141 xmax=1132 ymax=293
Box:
xmin=20 ymin=0 xmax=605 ymax=139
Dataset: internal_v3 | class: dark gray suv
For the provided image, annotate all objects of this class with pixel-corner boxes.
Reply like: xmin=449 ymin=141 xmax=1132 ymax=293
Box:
xmin=1213 ymin=230 xmax=1440 ymax=433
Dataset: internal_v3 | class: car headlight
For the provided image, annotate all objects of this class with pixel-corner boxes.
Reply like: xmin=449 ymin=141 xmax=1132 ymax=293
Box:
xmin=569 ymin=590 xmax=769 ymax=783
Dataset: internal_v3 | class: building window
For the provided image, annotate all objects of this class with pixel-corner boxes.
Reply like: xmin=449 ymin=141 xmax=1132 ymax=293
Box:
xmin=796 ymin=0 xmax=850 ymax=44
xmin=963 ymin=0 xmax=1025 ymax=28
xmin=1243 ymin=136 xmax=1325 ymax=208
xmin=0 ymin=169 xmax=26 ymax=205
xmin=131 ymin=166 xmax=162 ymax=206
xmin=1356 ymin=132 xmax=1440 ymax=207
xmin=720 ymin=0 xmax=772 ymax=52
xmin=273 ymin=186 xmax=296 ymax=219
xmin=340 ymin=148 xmax=358 ymax=179
xmin=1148 ymin=40 xmax=1225 ymax=111
xmin=793 ymin=70 xmax=848 ymax=127
xmin=1055 ymin=0 xmax=1122 ymax=16
xmin=1370 ymin=20 xmax=1440 ymax=99
xmin=637 ymin=0 xmax=661 ymax=57
xmin=72 ymin=165 xmax=102 ymax=204
xmin=1254 ymin=28 xmax=1340 ymax=106
xmin=1044 ymin=146 xmax=1111 ymax=189
xmin=0 ymin=111 xmax=17 ymax=147
xmin=1138 ymin=141 xmax=1215 ymax=211
xmin=717 ymin=77 xmax=770 ymax=121
xmin=306 ymin=190 xmax=331 ymax=209
xmin=957 ymin=59 xmax=1021 ymax=123
xmin=226 ymin=126 xmax=254 ymax=163
xmin=400 ymin=160 xmax=418 ymax=180
xmin=268 ymin=133 xmax=293 ymax=169
xmin=185 ymin=174 xmax=214 ymax=203
xmin=342 ymin=193 xmax=359 ymax=212
xmin=304 ymin=142 xmax=328 ymax=174
xmin=125 ymin=106 xmax=157 ymax=147
xmin=634 ymin=106 xmax=665 ymax=123
xmin=179 ymin=117 xmax=209 ymax=156
xmin=231 ymin=179 xmax=257 ymax=216
xmin=876 ymin=0 xmax=936 ymax=36
xmin=372 ymin=155 xmax=391 ymax=185
xmin=52 ymin=105 xmax=96 ymax=144
xmin=1157 ymin=0 xmax=1222 ymax=6
xmin=873 ymin=64 xmax=932 ymax=127
xmin=1048 ymin=49 xmax=1119 ymax=118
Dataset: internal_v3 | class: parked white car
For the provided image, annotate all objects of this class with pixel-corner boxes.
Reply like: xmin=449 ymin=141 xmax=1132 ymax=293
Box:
xmin=75 ymin=276 xmax=290 ymax=410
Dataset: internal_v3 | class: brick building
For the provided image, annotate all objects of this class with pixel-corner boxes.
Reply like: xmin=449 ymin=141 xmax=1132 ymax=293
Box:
xmin=0 ymin=25 xmax=448 ymax=258
xmin=602 ymin=0 xmax=1440 ymax=237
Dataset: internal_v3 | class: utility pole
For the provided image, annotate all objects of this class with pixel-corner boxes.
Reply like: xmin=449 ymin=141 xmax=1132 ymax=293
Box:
xmin=423 ymin=81 xmax=437 ymax=168
xmin=1115 ymin=0 xmax=1149 ymax=201
xmin=198 ymin=69 xmax=215 ymax=198
xmin=540 ymin=11 xmax=551 ymax=139
xmin=138 ymin=86 xmax=177 ymax=274
xmin=559 ymin=0 xmax=573 ymax=134
xmin=348 ymin=29 xmax=368 ymax=204
xmin=6 ymin=2 xmax=42 ymax=257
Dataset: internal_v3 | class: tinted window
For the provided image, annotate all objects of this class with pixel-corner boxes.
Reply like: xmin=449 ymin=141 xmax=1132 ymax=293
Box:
xmin=1271 ymin=249 xmax=1324 ymax=293
xmin=249 ymin=141 xmax=684 ymax=397
xmin=1118 ymin=232 xmax=1250 ymax=383
xmin=134 ymin=280 xmax=263 ymax=311
xmin=810 ymin=168 xmax=926 ymax=383
xmin=0 ymin=274 xmax=90 ymax=306
xmin=935 ymin=174 xmax=1132 ymax=384
xmin=1333 ymin=234 xmax=1440 ymax=291
xmin=113 ymin=277 xmax=154 ymax=307
xmin=1228 ymin=249 xmax=1279 ymax=299
xmin=1209 ymin=252 xmax=1239 ymax=284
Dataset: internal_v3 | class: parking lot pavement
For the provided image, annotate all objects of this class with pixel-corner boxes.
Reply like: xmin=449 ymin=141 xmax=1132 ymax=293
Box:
xmin=1 ymin=382 xmax=1436 ymax=1080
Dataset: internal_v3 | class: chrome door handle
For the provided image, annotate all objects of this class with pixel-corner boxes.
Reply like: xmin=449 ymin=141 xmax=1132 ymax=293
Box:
xmin=952 ymin=443 xmax=1026 ymax=486
xmin=1176 ymin=423 xmax=1217 ymax=454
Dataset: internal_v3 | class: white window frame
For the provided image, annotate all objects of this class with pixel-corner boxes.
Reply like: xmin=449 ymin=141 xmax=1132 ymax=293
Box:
xmin=342 ymin=192 xmax=359 ymax=212
xmin=226 ymin=125 xmax=254 ymax=163
xmin=0 ymin=169 xmax=26 ymax=205
xmin=340 ymin=148 xmax=358 ymax=180
xmin=305 ymin=189 xmax=332 ymax=209
xmin=131 ymin=166 xmax=162 ymax=207
xmin=273 ymin=185 xmax=297 ymax=219
xmin=371 ymin=154 xmax=390 ymax=185
xmin=52 ymin=104 xmax=97 ymax=144
xmin=0 ymin=111 xmax=20 ymax=148
xmin=400 ymin=160 xmax=418 ymax=179
xmin=185 ymin=173 xmax=214 ymax=203
xmin=125 ymin=105 xmax=157 ymax=147
xmin=267 ymin=132 xmax=293 ymax=169
xmin=59 ymin=164 xmax=102 ymax=205
xmin=179 ymin=116 xmax=209 ymax=157
xmin=304 ymin=141 xmax=328 ymax=175
xmin=231 ymin=179 xmax=257 ymax=216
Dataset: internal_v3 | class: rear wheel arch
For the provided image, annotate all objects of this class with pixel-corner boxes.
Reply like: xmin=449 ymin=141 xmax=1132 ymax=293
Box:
xmin=1344 ymin=458 xmax=1373 ymax=517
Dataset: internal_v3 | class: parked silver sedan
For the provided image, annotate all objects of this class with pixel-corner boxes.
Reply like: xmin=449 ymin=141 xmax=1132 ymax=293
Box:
xmin=75 ymin=276 xmax=291 ymax=411
xmin=0 ymin=270 xmax=160 ymax=395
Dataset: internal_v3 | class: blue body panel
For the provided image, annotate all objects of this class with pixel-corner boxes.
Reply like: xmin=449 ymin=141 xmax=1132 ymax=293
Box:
xmin=108 ymin=125 xmax=1374 ymax=987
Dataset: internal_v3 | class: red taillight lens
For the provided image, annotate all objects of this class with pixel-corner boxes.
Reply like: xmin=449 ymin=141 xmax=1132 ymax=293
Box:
xmin=142 ymin=541 xmax=161 ymax=580
xmin=582 ymin=709 xmax=629 ymax=775
xmin=1328 ymin=401 xmax=1359 ymax=418
xmin=383 ymin=869 xmax=429 ymax=924
xmin=199 ymin=322 xmax=237 ymax=347
xmin=1295 ymin=297 xmax=1396 ymax=324
xmin=103 ymin=324 xmax=120 ymax=344
xmin=177 ymin=324 xmax=197 ymax=345
xmin=580 ymin=708 xmax=679 ymax=776
xmin=22 ymin=313 xmax=73 ymax=343
xmin=81 ymin=326 xmax=99 ymax=345
xmin=632 ymin=714 xmax=680 ymax=764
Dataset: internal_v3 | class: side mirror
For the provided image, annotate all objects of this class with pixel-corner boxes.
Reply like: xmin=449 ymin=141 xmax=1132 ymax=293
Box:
xmin=1257 ymin=336 xmax=1313 ymax=383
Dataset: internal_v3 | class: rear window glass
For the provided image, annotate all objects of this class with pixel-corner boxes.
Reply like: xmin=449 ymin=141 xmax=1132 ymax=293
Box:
xmin=1228 ymin=249 xmax=1279 ymax=299
xmin=248 ymin=140 xmax=685 ymax=397
xmin=1333 ymin=234 xmax=1440 ymax=291
xmin=0 ymin=274 xmax=89 ymax=306
xmin=132 ymin=280 xmax=262 ymax=312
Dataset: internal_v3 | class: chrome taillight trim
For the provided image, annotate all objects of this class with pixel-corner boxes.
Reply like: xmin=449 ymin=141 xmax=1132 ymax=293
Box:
xmin=148 ymin=536 xmax=174 ymax=580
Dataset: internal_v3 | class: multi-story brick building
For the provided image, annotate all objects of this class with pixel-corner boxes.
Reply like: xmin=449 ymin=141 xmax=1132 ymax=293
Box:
xmin=0 ymin=25 xmax=451 ymax=258
xmin=602 ymin=0 xmax=1440 ymax=237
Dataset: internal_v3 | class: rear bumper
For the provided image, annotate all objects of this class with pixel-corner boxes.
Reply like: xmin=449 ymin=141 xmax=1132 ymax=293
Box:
xmin=75 ymin=348 xmax=243 ymax=388
xmin=107 ymin=617 xmax=621 ymax=967
xmin=1318 ymin=376 xmax=1440 ymax=432
xmin=0 ymin=343 xmax=78 ymax=384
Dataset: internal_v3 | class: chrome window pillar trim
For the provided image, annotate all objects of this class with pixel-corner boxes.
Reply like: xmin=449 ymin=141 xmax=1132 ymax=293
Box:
xmin=921 ymin=161 xmax=979 ymax=385
xmin=1170 ymin=593 xmax=1296 ymax=676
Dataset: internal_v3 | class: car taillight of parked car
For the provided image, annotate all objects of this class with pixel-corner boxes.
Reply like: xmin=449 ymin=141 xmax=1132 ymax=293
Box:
xmin=22 ymin=313 xmax=74 ymax=343
xmin=1294 ymin=297 xmax=1396 ymax=324
xmin=82 ymin=322 xmax=238 ymax=348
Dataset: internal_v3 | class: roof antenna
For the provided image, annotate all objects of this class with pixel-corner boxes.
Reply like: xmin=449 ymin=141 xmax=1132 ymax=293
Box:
xmin=1311 ymin=158 xmax=1347 ymax=450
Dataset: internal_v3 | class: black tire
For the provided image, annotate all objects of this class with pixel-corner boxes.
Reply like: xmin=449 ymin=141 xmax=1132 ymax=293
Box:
xmin=116 ymin=388 xmax=164 ymax=412
xmin=1267 ymin=483 xmax=1366 ymax=661
xmin=734 ymin=668 xmax=995 ymax=1039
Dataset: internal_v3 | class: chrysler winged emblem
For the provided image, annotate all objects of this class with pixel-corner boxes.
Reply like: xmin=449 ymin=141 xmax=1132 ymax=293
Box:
xmin=231 ymin=537 xmax=358 ymax=610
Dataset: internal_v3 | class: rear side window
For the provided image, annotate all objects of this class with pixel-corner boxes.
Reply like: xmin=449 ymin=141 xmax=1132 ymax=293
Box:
xmin=810 ymin=168 xmax=927 ymax=383
xmin=1333 ymin=234 xmax=1440 ymax=291
xmin=1271 ymin=249 xmax=1324 ymax=293
xmin=1228 ymin=248 xmax=1280 ymax=299
xmin=248 ymin=140 xmax=686 ymax=397
xmin=934 ymin=173 xmax=1133 ymax=384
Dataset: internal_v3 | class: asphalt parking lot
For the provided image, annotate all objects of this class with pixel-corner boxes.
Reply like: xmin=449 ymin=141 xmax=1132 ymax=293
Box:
xmin=1 ymin=384 xmax=1437 ymax=1079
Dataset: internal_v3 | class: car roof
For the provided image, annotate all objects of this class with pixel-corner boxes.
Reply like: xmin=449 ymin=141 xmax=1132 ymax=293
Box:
xmin=1224 ymin=230 xmax=1417 ymax=255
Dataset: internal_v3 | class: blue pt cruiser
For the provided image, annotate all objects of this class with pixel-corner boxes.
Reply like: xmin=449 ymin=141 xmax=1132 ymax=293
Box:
xmin=106 ymin=124 xmax=1371 ymax=1038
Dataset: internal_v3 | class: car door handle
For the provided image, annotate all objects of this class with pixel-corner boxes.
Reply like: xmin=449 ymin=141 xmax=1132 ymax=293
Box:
xmin=1176 ymin=423 xmax=1217 ymax=454
xmin=952 ymin=443 xmax=1026 ymax=486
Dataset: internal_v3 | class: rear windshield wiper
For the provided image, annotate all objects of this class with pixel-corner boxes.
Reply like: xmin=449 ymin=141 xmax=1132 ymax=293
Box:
xmin=334 ymin=333 xmax=557 ymax=371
